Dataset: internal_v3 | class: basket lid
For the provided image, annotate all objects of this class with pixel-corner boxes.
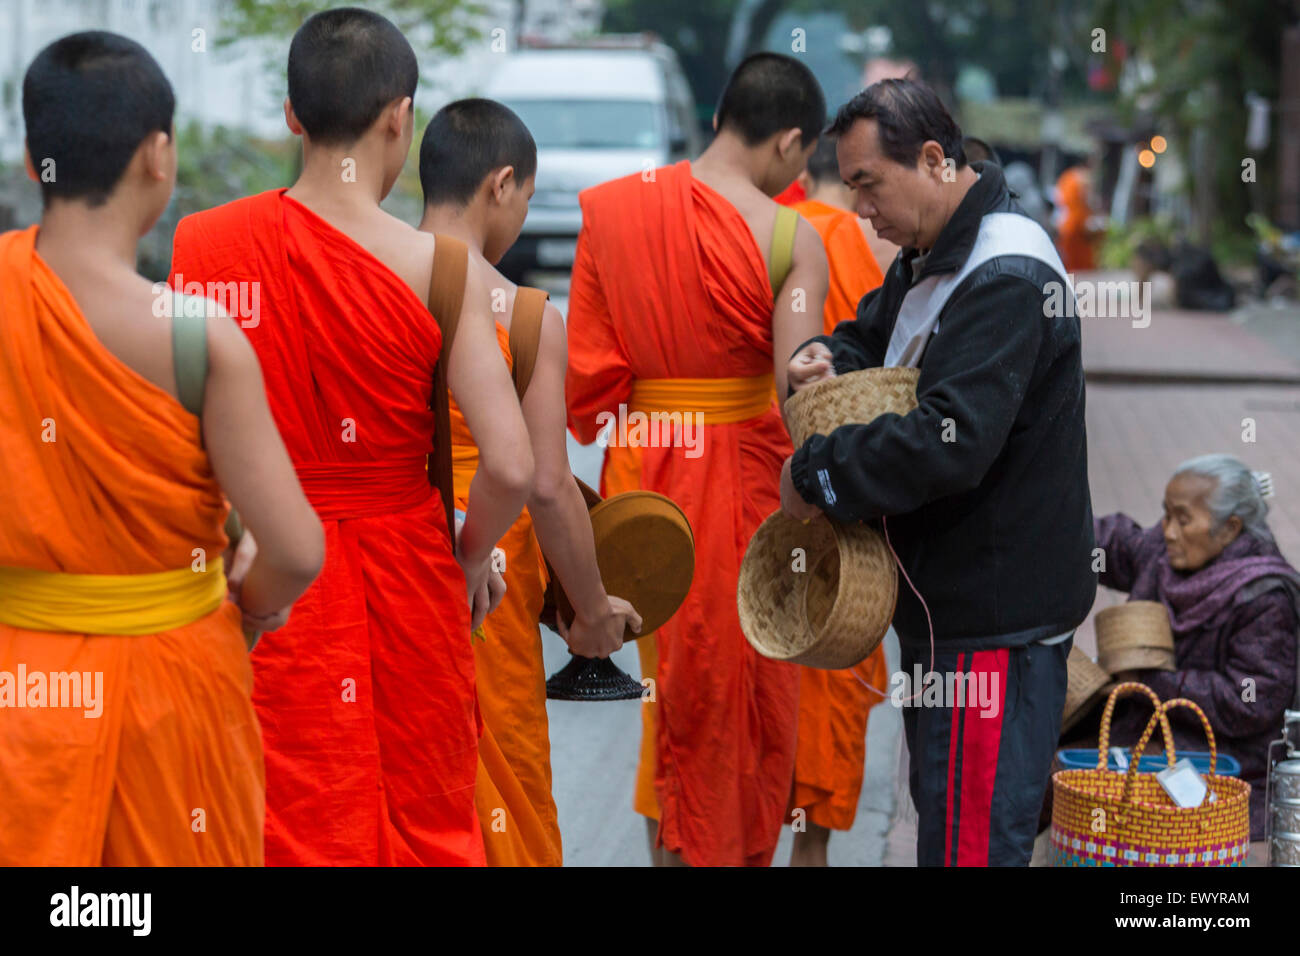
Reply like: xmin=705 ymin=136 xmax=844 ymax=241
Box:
xmin=556 ymin=490 xmax=695 ymax=638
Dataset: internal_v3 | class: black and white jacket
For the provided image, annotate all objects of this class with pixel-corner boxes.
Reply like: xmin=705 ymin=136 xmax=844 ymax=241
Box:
xmin=789 ymin=161 xmax=1096 ymax=652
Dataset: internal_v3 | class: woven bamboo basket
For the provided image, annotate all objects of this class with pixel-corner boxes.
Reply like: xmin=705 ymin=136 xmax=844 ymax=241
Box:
xmin=1050 ymin=682 xmax=1251 ymax=866
xmin=784 ymin=366 xmax=920 ymax=448
xmin=1061 ymin=645 xmax=1115 ymax=734
xmin=1096 ymin=600 xmax=1176 ymax=673
xmin=738 ymin=512 xmax=895 ymax=669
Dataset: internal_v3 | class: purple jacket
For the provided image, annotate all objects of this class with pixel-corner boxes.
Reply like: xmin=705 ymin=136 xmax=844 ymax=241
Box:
xmin=1094 ymin=513 xmax=1299 ymax=840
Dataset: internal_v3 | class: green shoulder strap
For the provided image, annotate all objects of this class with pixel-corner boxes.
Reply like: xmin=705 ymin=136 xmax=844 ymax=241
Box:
xmin=768 ymin=205 xmax=798 ymax=296
xmin=171 ymin=297 xmax=209 ymax=418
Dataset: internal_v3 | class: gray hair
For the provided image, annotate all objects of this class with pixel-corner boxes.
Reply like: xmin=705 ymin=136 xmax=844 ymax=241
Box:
xmin=1172 ymin=454 xmax=1273 ymax=542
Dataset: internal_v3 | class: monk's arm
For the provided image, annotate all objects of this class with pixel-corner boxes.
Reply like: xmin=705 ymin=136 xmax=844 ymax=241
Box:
xmin=202 ymin=314 xmax=324 ymax=615
xmin=450 ymin=252 xmax=534 ymax=570
xmin=773 ymin=219 xmax=828 ymax=400
xmin=522 ymin=303 xmax=636 ymax=654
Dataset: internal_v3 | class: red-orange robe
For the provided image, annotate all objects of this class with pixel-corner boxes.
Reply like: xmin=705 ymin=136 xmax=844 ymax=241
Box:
xmin=0 ymin=225 xmax=263 ymax=865
xmin=172 ymin=190 xmax=483 ymax=866
xmin=787 ymin=198 xmax=890 ymax=830
xmin=567 ymin=161 xmax=800 ymax=867
xmin=448 ymin=322 xmax=562 ymax=866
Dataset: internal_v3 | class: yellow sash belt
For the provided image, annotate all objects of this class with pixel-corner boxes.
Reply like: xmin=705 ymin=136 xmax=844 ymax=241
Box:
xmin=0 ymin=558 xmax=227 ymax=635
xmin=629 ymin=373 xmax=775 ymax=424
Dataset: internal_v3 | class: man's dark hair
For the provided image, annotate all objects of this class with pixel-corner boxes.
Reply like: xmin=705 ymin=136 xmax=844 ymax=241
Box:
xmin=420 ymin=99 xmax=537 ymax=207
xmin=22 ymin=31 xmax=174 ymax=207
xmin=716 ymin=52 xmax=825 ymax=148
xmin=804 ymin=135 xmax=842 ymax=185
xmin=288 ymin=7 xmax=418 ymax=146
xmin=827 ymin=78 xmax=966 ymax=169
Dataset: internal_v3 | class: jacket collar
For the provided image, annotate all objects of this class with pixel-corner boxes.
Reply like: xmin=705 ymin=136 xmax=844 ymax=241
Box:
xmin=901 ymin=160 xmax=1008 ymax=283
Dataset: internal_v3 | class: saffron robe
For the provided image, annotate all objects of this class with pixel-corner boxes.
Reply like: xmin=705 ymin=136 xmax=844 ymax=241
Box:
xmin=1054 ymin=167 xmax=1096 ymax=272
xmin=171 ymin=190 xmax=482 ymax=866
xmin=448 ymin=321 xmax=562 ymax=866
xmin=787 ymin=199 xmax=890 ymax=830
xmin=566 ymin=161 xmax=800 ymax=867
xmin=0 ymin=225 xmax=263 ymax=865
xmin=792 ymin=199 xmax=885 ymax=335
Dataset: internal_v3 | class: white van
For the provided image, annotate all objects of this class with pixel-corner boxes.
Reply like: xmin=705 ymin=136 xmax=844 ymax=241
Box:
xmin=484 ymin=37 xmax=702 ymax=280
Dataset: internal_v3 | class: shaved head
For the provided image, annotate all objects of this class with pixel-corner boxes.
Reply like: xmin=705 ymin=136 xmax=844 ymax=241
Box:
xmin=287 ymin=7 xmax=417 ymax=146
xmin=715 ymin=52 xmax=825 ymax=148
xmin=420 ymin=98 xmax=536 ymax=207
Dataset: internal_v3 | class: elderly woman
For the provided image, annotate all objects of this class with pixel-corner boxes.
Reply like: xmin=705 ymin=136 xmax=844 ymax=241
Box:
xmin=1092 ymin=454 xmax=1299 ymax=843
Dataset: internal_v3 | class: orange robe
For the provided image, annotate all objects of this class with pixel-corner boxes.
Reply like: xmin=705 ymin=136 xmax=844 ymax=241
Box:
xmin=788 ymin=200 xmax=889 ymax=830
xmin=1054 ymin=166 xmax=1096 ymax=272
xmin=792 ymin=198 xmax=885 ymax=334
xmin=172 ymin=190 xmax=482 ymax=866
xmin=0 ymin=225 xmax=263 ymax=865
xmin=567 ymin=161 xmax=800 ymax=867
xmin=448 ymin=321 xmax=561 ymax=866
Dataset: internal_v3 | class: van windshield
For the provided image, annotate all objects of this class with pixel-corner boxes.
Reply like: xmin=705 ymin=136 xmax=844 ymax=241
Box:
xmin=503 ymin=99 xmax=662 ymax=150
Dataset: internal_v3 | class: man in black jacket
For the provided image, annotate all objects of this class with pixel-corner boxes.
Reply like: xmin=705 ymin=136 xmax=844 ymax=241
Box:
xmin=781 ymin=79 xmax=1096 ymax=866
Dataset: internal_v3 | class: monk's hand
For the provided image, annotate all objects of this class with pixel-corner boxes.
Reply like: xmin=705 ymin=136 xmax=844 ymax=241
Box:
xmin=239 ymin=605 xmax=290 ymax=652
xmin=486 ymin=566 xmax=507 ymax=616
xmin=565 ymin=595 xmax=641 ymax=659
xmin=788 ymin=341 xmax=835 ymax=393
xmin=780 ymin=456 xmax=822 ymax=521
xmin=460 ymin=554 xmax=492 ymax=632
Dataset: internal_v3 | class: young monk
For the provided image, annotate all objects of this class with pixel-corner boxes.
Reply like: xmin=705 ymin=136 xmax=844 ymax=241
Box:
xmin=785 ymin=135 xmax=889 ymax=866
xmin=417 ymin=98 xmax=641 ymax=866
xmin=170 ymin=8 xmax=533 ymax=866
xmin=566 ymin=51 xmax=829 ymax=867
xmin=0 ymin=31 xmax=322 ymax=866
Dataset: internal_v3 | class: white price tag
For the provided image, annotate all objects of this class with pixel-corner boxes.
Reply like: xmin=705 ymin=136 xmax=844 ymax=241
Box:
xmin=1156 ymin=758 xmax=1208 ymax=808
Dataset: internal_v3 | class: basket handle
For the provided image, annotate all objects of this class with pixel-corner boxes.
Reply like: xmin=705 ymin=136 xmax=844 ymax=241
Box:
xmin=1097 ymin=681 xmax=1175 ymax=770
xmin=1157 ymin=698 xmax=1218 ymax=775
xmin=1119 ymin=697 xmax=1216 ymax=805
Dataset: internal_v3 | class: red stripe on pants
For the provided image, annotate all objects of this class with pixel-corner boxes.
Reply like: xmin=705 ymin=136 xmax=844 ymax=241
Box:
xmin=943 ymin=653 xmax=964 ymax=865
xmin=954 ymin=648 xmax=1009 ymax=866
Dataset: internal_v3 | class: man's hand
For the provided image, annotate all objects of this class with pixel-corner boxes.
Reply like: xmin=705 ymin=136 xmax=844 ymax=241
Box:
xmin=780 ymin=456 xmax=822 ymax=520
xmin=559 ymin=595 xmax=643 ymax=659
xmin=240 ymin=605 xmax=291 ymax=652
xmin=788 ymin=341 xmax=835 ymax=393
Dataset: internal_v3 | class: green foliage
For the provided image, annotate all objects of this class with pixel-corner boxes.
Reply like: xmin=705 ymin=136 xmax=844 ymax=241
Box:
xmin=1098 ymin=215 xmax=1178 ymax=269
xmin=219 ymin=0 xmax=486 ymax=55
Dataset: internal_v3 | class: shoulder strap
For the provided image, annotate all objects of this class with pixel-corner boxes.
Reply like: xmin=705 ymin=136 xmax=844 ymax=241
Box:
xmin=171 ymin=298 xmax=209 ymax=418
xmin=427 ymin=234 xmax=470 ymax=542
xmin=508 ymin=286 xmax=550 ymax=401
xmin=768 ymin=205 xmax=799 ymax=296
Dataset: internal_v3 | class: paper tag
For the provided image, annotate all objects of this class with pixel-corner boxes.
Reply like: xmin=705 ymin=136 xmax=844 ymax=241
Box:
xmin=1110 ymin=746 xmax=1130 ymax=770
xmin=1157 ymin=758 xmax=1208 ymax=808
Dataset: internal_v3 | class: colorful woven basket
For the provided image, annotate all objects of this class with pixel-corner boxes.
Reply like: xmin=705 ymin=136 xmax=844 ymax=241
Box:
xmin=1049 ymin=682 xmax=1251 ymax=866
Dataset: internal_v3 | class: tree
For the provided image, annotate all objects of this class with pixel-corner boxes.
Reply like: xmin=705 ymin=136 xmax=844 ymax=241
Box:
xmin=219 ymin=0 xmax=485 ymax=55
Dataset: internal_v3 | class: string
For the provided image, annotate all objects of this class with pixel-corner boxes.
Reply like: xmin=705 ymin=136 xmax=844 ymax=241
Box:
xmin=850 ymin=514 xmax=936 ymax=704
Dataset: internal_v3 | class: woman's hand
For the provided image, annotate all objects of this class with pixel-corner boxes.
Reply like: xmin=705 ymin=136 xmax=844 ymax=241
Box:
xmin=780 ymin=456 xmax=822 ymax=520
xmin=560 ymin=595 xmax=643 ymax=659
xmin=787 ymin=341 xmax=835 ymax=393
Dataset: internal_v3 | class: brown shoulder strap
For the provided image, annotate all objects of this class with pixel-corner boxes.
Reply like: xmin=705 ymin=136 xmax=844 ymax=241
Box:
xmin=508 ymin=286 xmax=550 ymax=400
xmin=427 ymin=234 xmax=470 ymax=542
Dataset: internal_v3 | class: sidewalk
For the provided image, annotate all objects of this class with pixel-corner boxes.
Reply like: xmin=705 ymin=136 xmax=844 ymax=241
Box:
xmin=879 ymin=281 xmax=1300 ymax=865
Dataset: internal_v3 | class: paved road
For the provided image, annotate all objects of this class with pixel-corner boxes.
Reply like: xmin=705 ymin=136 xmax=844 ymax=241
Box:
xmin=542 ymin=280 xmax=901 ymax=866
